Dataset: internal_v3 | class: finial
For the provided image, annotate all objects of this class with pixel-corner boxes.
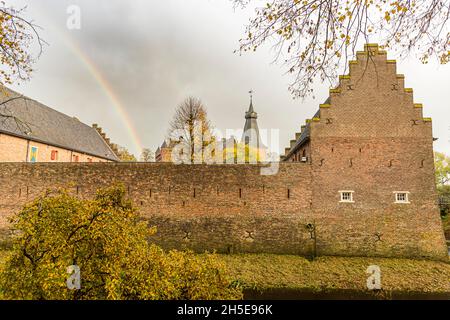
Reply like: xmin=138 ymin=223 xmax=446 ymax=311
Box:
xmin=248 ymin=89 xmax=254 ymax=113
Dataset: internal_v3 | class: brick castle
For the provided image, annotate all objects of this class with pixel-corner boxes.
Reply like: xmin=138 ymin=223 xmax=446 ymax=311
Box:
xmin=0 ymin=44 xmax=447 ymax=261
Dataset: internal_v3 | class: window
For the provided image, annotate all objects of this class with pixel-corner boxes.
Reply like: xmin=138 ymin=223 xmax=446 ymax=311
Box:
xmin=339 ymin=191 xmax=354 ymax=203
xmin=87 ymin=158 xmax=93 ymax=163
xmin=30 ymin=146 xmax=38 ymax=163
xmin=51 ymin=150 xmax=58 ymax=161
xmin=73 ymin=155 xmax=79 ymax=162
xmin=394 ymin=192 xmax=410 ymax=204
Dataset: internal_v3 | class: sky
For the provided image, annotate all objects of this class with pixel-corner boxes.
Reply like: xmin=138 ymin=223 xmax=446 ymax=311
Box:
xmin=6 ymin=0 xmax=450 ymax=157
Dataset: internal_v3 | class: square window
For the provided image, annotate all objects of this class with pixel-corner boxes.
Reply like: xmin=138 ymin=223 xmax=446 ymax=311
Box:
xmin=340 ymin=191 xmax=354 ymax=203
xmin=395 ymin=192 xmax=409 ymax=203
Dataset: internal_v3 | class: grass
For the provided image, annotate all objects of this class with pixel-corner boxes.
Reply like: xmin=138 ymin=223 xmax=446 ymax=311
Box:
xmin=219 ymin=254 xmax=450 ymax=294
xmin=1 ymin=250 xmax=449 ymax=298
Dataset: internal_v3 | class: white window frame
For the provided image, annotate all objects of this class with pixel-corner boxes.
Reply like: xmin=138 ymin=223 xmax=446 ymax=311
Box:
xmin=339 ymin=190 xmax=355 ymax=203
xmin=394 ymin=191 xmax=410 ymax=204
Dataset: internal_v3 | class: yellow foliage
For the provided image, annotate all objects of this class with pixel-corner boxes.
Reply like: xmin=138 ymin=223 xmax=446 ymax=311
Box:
xmin=0 ymin=185 xmax=242 ymax=300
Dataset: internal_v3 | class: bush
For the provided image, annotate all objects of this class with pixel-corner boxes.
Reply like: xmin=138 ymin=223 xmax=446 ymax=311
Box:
xmin=0 ymin=185 xmax=242 ymax=300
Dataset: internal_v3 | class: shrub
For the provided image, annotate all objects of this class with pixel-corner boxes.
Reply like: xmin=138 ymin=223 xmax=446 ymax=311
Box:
xmin=0 ymin=185 xmax=242 ymax=300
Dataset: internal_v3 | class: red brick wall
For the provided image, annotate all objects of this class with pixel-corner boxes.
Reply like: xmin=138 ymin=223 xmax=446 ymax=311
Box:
xmin=0 ymin=133 xmax=113 ymax=163
xmin=0 ymin=161 xmax=447 ymax=260
xmin=307 ymin=44 xmax=447 ymax=260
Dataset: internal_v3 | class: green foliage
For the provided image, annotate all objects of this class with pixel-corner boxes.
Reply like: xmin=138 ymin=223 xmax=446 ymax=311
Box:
xmin=438 ymin=185 xmax=450 ymax=217
xmin=0 ymin=185 xmax=242 ymax=300
xmin=117 ymin=146 xmax=137 ymax=162
xmin=222 ymin=142 xmax=265 ymax=163
xmin=435 ymin=152 xmax=450 ymax=187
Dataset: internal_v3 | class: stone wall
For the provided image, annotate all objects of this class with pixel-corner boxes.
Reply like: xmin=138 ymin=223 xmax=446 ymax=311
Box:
xmin=307 ymin=44 xmax=447 ymax=260
xmin=0 ymin=163 xmax=316 ymax=255
xmin=0 ymin=161 xmax=447 ymax=260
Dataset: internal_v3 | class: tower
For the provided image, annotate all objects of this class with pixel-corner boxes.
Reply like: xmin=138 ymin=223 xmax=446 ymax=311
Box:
xmin=242 ymin=91 xmax=261 ymax=150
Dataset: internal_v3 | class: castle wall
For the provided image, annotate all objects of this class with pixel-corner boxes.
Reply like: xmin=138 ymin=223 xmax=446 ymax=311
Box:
xmin=0 ymin=163 xmax=316 ymax=255
xmin=0 ymin=160 xmax=446 ymax=260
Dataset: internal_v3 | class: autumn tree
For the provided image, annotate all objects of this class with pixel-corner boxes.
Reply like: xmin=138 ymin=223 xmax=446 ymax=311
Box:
xmin=117 ymin=146 xmax=137 ymax=162
xmin=140 ymin=148 xmax=154 ymax=162
xmin=0 ymin=185 xmax=242 ymax=300
xmin=0 ymin=3 xmax=45 ymax=132
xmin=168 ymin=97 xmax=215 ymax=163
xmin=435 ymin=152 xmax=450 ymax=187
xmin=233 ymin=0 xmax=450 ymax=98
xmin=222 ymin=141 xmax=265 ymax=164
xmin=435 ymin=152 xmax=450 ymax=224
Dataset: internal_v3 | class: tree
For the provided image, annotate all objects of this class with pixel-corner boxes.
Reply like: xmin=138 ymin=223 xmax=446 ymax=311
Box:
xmin=0 ymin=185 xmax=243 ymax=300
xmin=140 ymin=148 xmax=154 ymax=162
xmin=435 ymin=152 xmax=449 ymax=238
xmin=0 ymin=3 xmax=45 ymax=132
xmin=233 ymin=0 xmax=450 ymax=98
xmin=117 ymin=146 xmax=137 ymax=162
xmin=168 ymin=97 xmax=215 ymax=163
xmin=435 ymin=152 xmax=450 ymax=187
xmin=0 ymin=4 xmax=44 ymax=85
xmin=222 ymin=141 xmax=265 ymax=164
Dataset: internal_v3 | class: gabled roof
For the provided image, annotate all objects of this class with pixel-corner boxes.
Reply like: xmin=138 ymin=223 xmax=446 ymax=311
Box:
xmin=286 ymin=98 xmax=329 ymax=158
xmin=0 ymin=86 xmax=119 ymax=161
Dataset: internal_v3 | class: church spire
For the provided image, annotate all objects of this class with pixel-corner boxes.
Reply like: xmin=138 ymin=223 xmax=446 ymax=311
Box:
xmin=248 ymin=90 xmax=255 ymax=113
xmin=245 ymin=90 xmax=257 ymax=119
xmin=242 ymin=90 xmax=261 ymax=148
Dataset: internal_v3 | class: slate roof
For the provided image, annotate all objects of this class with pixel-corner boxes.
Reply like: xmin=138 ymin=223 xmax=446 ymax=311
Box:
xmin=286 ymin=97 xmax=330 ymax=158
xmin=0 ymin=87 xmax=119 ymax=161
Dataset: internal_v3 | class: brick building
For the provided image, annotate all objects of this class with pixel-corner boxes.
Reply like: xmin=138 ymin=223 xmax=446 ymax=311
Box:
xmin=0 ymin=44 xmax=447 ymax=260
xmin=0 ymin=86 xmax=119 ymax=163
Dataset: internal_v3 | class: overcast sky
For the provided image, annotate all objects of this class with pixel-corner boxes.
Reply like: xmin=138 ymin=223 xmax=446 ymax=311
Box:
xmin=6 ymin=0 xmax=450 ymax=157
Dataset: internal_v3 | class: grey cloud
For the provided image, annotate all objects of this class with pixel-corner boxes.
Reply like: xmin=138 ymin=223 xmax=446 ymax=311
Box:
xmin=7 ymin=0 xmax=450 ymax=156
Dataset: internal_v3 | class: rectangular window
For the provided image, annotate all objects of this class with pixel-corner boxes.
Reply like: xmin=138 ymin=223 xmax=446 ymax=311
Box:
xmin=87 ymin=158 xmax=93 ymax=163
xmin=339 ymin=191 xmax=354 ymax=203
xmin=73 ymin=155 xmax=79 ymax=162
xmin=394 ymin=192 xmax=410 ymax=204
xmin=51 ymin=150 xmax=58 ymax=161
xmin=30 ymin=146 xmax=38 ymax=163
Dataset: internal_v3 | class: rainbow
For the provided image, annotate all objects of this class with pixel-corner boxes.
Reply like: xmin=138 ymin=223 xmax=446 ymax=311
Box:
xmin=35 ymin=8 xmax=143 ymax=156
xmin=59 ymin=36 xmax=143 ymax=155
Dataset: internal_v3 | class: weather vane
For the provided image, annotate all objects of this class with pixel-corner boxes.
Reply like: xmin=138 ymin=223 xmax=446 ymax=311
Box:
xmin=249 ymin=89 xmax=254 ymax=103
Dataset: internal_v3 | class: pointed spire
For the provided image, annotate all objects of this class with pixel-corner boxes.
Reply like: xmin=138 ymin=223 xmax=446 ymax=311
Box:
xmin=248 ymin=90 xmax=254 ymax=113
xmin=246 ymin=90 xmax=257 ymax=119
